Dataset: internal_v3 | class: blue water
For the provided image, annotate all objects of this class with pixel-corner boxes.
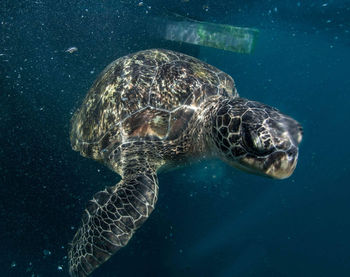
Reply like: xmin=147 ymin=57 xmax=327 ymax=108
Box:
xmin=1 ymin=1 xmax=349 ymax=276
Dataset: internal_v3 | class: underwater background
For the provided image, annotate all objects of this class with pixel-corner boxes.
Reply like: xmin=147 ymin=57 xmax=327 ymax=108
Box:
xmin=1 ymin=0 xmax=350 ymax=276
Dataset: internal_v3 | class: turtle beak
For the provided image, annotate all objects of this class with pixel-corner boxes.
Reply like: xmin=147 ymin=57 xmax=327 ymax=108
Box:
xmin=237 ymin=146 xmax=299 ymax=180
xmin=264 ymin=149 xmax=298 ymax=179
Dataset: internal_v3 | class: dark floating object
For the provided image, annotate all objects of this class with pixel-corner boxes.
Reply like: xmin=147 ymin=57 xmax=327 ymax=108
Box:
xmin=152 ymin=14 xmax=259 ymax=54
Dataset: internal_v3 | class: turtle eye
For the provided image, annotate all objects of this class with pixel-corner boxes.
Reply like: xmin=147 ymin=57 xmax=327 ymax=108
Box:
xmin=242 ymin=127 xmax=272 ymax=155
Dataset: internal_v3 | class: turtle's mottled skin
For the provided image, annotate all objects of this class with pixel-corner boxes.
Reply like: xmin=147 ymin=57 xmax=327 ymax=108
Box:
xmin=69 ymin=49 xmax=302 ymax=276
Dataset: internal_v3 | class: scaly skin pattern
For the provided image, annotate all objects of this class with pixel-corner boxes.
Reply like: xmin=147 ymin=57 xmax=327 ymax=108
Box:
xmin=68 ymin=49 xmax=302 ymax=276
xmin=68 ymin=145 xmax=161 ymax=277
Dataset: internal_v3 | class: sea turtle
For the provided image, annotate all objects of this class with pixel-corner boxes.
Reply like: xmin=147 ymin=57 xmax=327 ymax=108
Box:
xmin=68 ymin=49 xmax=302 ymax=276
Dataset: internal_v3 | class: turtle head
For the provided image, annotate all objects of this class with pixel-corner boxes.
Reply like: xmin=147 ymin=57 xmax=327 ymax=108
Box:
xmin=212 ymin=98 xmax=303 ymax=179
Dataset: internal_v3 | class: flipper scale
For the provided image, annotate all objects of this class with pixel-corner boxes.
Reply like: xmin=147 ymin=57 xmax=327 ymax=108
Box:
xmin=68 ymin=160 xmax=158 ymax=277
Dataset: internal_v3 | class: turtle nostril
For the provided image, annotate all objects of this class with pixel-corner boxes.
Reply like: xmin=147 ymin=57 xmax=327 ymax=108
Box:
xmin=289 ymin=123 xmax=303 ymax=145
xmin=298 ymin=125 xmax=303 ymax=134
xmin=297 ymin=126 xmax=303 ymax=144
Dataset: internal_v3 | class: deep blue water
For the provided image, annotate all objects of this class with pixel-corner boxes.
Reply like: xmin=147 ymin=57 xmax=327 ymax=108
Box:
xmin=1 ymin=1 xmax=350 ymax=276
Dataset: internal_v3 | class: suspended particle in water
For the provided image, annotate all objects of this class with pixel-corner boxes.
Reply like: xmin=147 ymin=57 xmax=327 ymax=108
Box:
xmin=10 ymin=261 xmax=16 ymax=268
xmin=43 ymin=249 xmax=51 ymax=256
xmin=65 ymin=46 xmax=78 ymax=54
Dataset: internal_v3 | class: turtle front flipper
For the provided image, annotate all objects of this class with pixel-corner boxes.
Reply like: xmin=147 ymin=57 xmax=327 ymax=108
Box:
xmin=68 ymin=159 xmax=159 ymax=277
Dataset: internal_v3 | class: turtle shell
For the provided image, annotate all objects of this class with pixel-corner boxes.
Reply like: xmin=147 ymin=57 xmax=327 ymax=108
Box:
xmin=70 ymin=49 xmax=237 ymax=159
